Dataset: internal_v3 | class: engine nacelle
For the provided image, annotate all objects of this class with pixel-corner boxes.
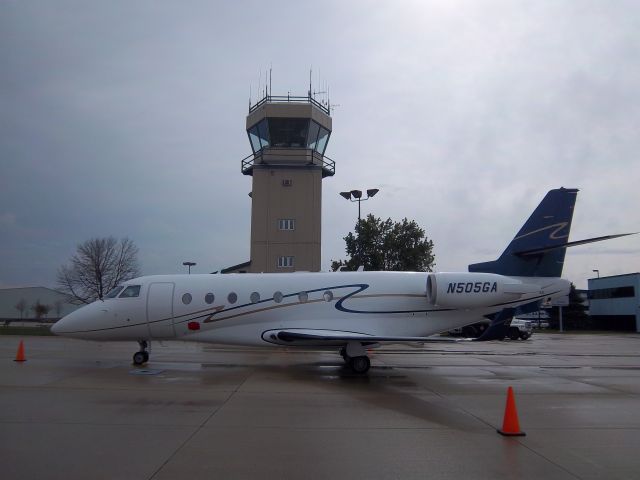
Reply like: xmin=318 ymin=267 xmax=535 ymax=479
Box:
xmin=426 ymin=272 xmax=539 ymax=309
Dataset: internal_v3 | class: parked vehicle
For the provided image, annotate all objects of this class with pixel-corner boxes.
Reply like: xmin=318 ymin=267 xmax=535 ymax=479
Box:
xmin=449 ymin=318 xmax=533 ymax=340
xmin=509 ymin=318 xmax=533 ymax=340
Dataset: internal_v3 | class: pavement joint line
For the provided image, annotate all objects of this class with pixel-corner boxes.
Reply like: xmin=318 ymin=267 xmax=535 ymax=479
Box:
xmin=516 ymin=440 xmax=584 ymax=480
xmin=146 ymin=365 xmax=255 ymax=480
xmin=426 ymin=393 xmax=583 ymax=480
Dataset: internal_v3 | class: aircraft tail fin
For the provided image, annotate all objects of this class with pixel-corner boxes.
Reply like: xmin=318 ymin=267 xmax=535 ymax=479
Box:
xmin=469 ymin=188 xmax=579 ymax=278
xmin=469 ymin=188 xmax=637 ymax=278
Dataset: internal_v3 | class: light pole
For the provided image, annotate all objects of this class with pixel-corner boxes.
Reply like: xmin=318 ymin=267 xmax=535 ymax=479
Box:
xmin=339 ymin=188 xmax=380 ymax=267
xmin=339 ymin=188 xmax=379 ymax=225
xmin=183 ymin=261 xmax=196 ymax=274
xmin=593 ymin=269 xmax=600 ymax=279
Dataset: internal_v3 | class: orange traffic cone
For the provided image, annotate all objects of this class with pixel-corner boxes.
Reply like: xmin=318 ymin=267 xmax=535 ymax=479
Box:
xmin=14 ymin=340 xmax=26 ymax=362
xmin=497 ymin=386 xmax=525 ymax=436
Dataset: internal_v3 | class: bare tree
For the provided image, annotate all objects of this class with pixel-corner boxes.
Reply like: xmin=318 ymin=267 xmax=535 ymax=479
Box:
xmin=57 ymin=237 xmax=141 ymax=304
xmin=31 ymin=300 xmax=51 ymax=319
xmin=54 ymin=300 xmax=63 ymax=319
xmin=14 ymin=298 xmax=27 ymax=319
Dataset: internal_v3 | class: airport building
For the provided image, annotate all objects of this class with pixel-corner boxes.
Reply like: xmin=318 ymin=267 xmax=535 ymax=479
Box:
xmin=588 ymin=273 xmax=640 ymax=332
xmin=0 ymin=287 xmax=80 ymax=321
xmin=224 ymin=92 xmax=335 ymax=273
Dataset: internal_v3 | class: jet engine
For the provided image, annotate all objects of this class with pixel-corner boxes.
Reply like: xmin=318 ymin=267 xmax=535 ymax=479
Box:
xmin=426 ymin=272 xmax=540 ymax=308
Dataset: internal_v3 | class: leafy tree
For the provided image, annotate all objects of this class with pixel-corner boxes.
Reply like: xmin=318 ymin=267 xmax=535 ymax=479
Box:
xmin=331 ymin=214 xmax=435 ymax=272
xmin=548 ymin=283 xmax=590 ymax=330
xmin=14 ymin=298 xmax=27 ymax=319
xmin=57 ymin=237 xmax=141 ymax=303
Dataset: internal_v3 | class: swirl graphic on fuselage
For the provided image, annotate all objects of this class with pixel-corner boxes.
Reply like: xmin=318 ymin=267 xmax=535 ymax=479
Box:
xmin=190 ymin=283 xmax=448 ymax=326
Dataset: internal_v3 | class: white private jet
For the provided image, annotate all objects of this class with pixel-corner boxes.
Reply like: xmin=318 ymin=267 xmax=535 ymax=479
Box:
xmin=52 ymin=188 xmax=634 ymax=373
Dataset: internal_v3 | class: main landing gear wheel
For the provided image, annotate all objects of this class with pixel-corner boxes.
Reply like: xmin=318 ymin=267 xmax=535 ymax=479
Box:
xmin=133 ymin=340 xmax=149 ymax=366
xmin=349 ymin=356 xmax=371 ymax=374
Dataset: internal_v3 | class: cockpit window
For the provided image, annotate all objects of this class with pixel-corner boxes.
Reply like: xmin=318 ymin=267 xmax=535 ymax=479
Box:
xmin=106 ymin=286 xmax=124 ymax=298
xmin=119 ymin=285 xmax=141 ymax=298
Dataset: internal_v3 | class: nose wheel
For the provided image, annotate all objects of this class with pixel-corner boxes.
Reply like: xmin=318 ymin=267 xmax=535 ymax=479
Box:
xmin=133 ymin=340 xmax=150 ymax=366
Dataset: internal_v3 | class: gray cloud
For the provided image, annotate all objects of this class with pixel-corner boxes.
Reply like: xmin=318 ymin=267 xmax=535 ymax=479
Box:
xmin=1 ymin=0 xmax=638 ymax=289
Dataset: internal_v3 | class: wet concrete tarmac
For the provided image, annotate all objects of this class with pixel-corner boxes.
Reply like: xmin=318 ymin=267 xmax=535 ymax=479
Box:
xmin=1 ymin=333 xmax=639 ymax=479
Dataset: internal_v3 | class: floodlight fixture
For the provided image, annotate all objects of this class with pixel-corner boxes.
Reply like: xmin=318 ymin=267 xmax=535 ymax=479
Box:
xmin=183 ymin=261 xmax=197 ymax=274
xmin=339 ymin=187 xmax=381 ymax=223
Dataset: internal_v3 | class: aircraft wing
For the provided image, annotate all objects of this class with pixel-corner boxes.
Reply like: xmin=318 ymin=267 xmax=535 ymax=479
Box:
xmin=270 ymin=329 xmax=461 ymax=344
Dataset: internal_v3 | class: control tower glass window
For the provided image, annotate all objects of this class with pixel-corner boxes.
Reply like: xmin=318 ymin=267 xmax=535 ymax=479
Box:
xmin=316 ymin=127 xmax=330 ymax=155
xmin=269 ymin=118 xmax=309 ymax=148
xmin=248 ymin=125 xmax=261 ymax=153
xmin=307 ymin=121 xmax=320 ymax=150
xmin=248 ymin=119 xmax=270 ymax=153
xmin=256 ymin=119 xmax=270 ymax=149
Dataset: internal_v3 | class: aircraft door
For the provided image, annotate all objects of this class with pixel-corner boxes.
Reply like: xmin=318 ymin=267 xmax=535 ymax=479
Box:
xmin=147 ymin=282 xmax=176 ymax=339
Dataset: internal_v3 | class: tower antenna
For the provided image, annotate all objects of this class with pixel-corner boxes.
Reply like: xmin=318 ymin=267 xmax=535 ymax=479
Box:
xmin=309 ymin=66 xmax=312 ymax=98
xmin=269 ymin=64 xmax=272 ymax=97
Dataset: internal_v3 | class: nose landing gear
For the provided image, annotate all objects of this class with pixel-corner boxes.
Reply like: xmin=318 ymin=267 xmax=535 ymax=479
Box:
xmin=133 ymin=340 xmax=150 ymax=366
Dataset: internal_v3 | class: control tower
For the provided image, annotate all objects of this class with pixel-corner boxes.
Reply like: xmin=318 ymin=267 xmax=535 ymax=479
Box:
xmin=238 ymin=93 xmax=334 ymax=273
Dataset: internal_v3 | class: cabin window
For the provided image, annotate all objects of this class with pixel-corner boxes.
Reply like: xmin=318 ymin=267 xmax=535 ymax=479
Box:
xmin=273 ymin=291 xmax=283 ymax=303
xmin=119 ymin=285 xmax=141 ymax=298
xmin=228 ymin=292 xmax=238 ymax=304
xmin=298 ymin=291 xmax=308 ymax=303
xmin=323 ymin=290 xmax=333 ymax=302
xmin=106 ymin=286 xmax=124 ymax=298
xmin=181 ymin=293 xmax=192 ymax=305
xmin=205 ymin=293 xmax=215 ymax=304
xmin=250 ymin=292 xmax=260 ymax=303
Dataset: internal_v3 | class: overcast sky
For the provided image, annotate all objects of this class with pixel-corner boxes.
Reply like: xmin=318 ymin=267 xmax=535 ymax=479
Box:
xmin=1 ymin=0 xmax=638 ymax=290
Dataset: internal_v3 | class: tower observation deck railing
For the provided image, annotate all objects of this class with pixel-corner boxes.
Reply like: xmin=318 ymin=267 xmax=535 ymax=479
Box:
xmin=241 ymin=148 xmax=335 ymax=177
xmin=249 ymin=94 xmax=330 ymax=115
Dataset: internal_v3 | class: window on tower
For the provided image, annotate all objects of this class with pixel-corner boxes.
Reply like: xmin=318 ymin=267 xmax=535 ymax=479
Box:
xmin=247 ymin=119 xmax=270 ymax=153
xmin=248 ymin=125 xmax=261 ymax=152
xmin=278 ymin=219 xmax=295 ymax=230
xmin=256 ymin=119 xmax=270 ymax=149
xmin=277 ymin=256 xmax=294 ymax=268
xmin=316 ymin=127 xmax=330 ymax=155
xmin=268 ymin=118 xmax=309 ymax=148
xmin=307 ymin=121 xmax=320 ymax=150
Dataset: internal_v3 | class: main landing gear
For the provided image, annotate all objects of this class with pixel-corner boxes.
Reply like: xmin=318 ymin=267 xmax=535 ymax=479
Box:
xmin=340 ymin=342 xmax=371 ymax=374
xmin=132 ymin=340 xmax=149 ymax=366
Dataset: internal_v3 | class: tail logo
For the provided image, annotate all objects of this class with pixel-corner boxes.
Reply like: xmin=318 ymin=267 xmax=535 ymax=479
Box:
xmin=514 ymin=222 xmax=569 ymax=241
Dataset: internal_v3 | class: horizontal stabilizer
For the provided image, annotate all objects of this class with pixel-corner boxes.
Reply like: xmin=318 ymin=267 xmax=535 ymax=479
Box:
xmin=514 ymin=233 xmax=638 ymax=256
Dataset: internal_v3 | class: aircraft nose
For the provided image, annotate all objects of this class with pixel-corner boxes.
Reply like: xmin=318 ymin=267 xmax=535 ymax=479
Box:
xmin=51 ymin=311 xmax=78 ymax=336
xmin=51 ymin=304 xmax=108 ymax=337
xmin=50 ymin=320 xmax=61 ymax=335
